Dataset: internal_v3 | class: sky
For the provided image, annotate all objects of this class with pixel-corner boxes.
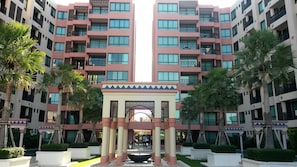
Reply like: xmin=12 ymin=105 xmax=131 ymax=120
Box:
xmin=52 ymin=0 xmax=237 ymax=82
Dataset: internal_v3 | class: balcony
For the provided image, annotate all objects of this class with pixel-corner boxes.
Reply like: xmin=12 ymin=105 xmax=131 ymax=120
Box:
xmin=0 ymin=7 xmax=6 ymax=14
xmin=90 ymin=0 xmax=109 ymax=5
xmin=180 ymin=60 xmax=199 ymax=68
xmin=241 ymin=0 xmax=251 ymax=13
xmin=270 ymin=8 xmax=286 ymax=23
xmin=180 ymin=78 xmax=199 ymax=86
xmin=278 ymin=32 xmax=289 ymax=42
xmin=243 ymin=16 xmax=253 ymax=30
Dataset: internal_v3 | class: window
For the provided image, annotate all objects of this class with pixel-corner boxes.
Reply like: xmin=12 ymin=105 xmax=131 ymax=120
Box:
xmin=57 ymin=11 xmax=67 ymax=20
xmin=221 ymin=29 xmax=231 ymax=39
xmin=204 ymin=112 xmax=217 ymax=126
xmin=270 ymin=106 xmax=276 ymax=120
xmin=222 ymin=44 xmax=232 ymax=55
xmin=200 ymin=14 xmax=211 ymax=22
xmin=89 ymin=57 xmax=106 ymax=66
xmin=226 ymin=113 xmax=238 ymax=124
xmin=258 ymin=1 xmax=264 ymax=14
xmin=90 ymin=39 xmax=107 ymax=48
xmin=53 ymin=58 xmax=63 ymax=68
xmin=222 ymin=61 xmax=232 ymax=71
xmin=55 ymin=27 xmax=66 ymax=36
xmin=109 ymin=19 xmax=130 ymax=29
xmin=107 ymin=71 xmax=128 ymax=81
xmin=54 ymin=42 xmax=64 ymax=52
xmin=201 ymin=61 xmax=213 ymax=71
xmin=158 ymin=54 xmax=178 ymax=65
xmin=41 ymin=91 xmax=47 ymax=103
xmin=180 ymin=24 xmax=196 ymax=32
xmin=180 ymin=57 xmax=197 ymax=67
xmin=234 ymin=41 xmax=239 ymax=52
xmin=176 ymin=110 xmax=180 ymax=122
xmin=158 ymin=72 xmax=179 ymax=82
xmin=90 ymin=23 xmax=107 ymax=31
xmin=232 ymin=25 xmax=238 ymax=36
xmin=180 ymin=40 xmax=197 ymax=50
xmin=47 ymin=39 xmax=53 ymax=50
xmin=158 ymin=3 xmax=178 ymax=13
xmin=90 ymin=6 xmax=108 ymax=14
xmin=108 ymin=36 xmax=129 ymax=46
xmin=108 ymin=53 xmax=128 ymax=64
xmin=231 ymin=9 xmax=236 ymax=20
xmin=110 ymin=2 xmax=130 ymax=12
xmin=9 ymin=1 xmax=16 ymax=19
xmin=260 ymin=20 xmax=266 ymax=30
xmin=39 ymin=110 xmax=45 ymax=122
xmin=220 ymin=13 xmax=230 ymax=23
xmin=180 ymin=8 xmax=196 ymax=15
xmin=49 ymin=93 xmax=59 ymax=104
xmin=49 ymin=22 xmax=54 ymax=34
xmin=47 ymin=111 xmax=56 ymax=123
xmin=239 ymin=112 xmax=245 ymax=124
xmin=45 ymin=55 xmax=51 ymax=67
xmin=76 ymin=12 xmax=87 ymax=20
xmin=176 ymin=92 xmax=180 ymax=102
xmin=158 ymin=20 xmax=178 ymax=30
xmin=50 ymin=7 xmax=56 ymax=18
xmin=158 ymin=36 xmax=178 ymax=47
xmin=87 ymin=74 xmax=105 ymax=84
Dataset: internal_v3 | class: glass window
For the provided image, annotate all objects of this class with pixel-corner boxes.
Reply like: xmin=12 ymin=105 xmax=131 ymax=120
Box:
xmin=53 ymin=58 xmax=63 ymax=68
xmin=49 ymin=93 xmax=59 ymax=104
xmin=158 ymin=54 xmax=178 ymax=65
xmin=180 ymin=57 xmax=197 ymax=67
xmin=180 ymin=8 xmax=196 ymax=15
xmin=176 ymin=110 xmax=180 ymax=122
xmin=91 ymin=23 xmax=107 ymax=31
xmin=87 ymin=74 xmax=105 ymax=84
xmin=204 ymin=112 xmax=217 ymax=126
xmin=90 ymin=6 xmax=108 ymax=14
xmin=47 ymin=39 xmax=53 ymax=50
xmin=180 ymin=40 xmax=197 ymax=50
xmin=226 ymin=113 xmax=238 ymax=124
xmin=200 ymin=14 xmax=211 ymax=22
xmin=231 ymin=9 xmax=236 ymax=20
xmin=49 ymin=22 xmax=54 ymax=34
xmin=54 ymin=42 xmax=64 ymax=52
xmin=158 ymin=3 xmax=178 ymax=13
xmin=232 ymin=25 xmax=238 ymax=36
xmin=57 ymin=11 xmax=67 ymax=20
xmin=258 ymin=1 xmax=264 ymax=14
xmin=76 ymin=12 xmax=87 ymax=20
xmin=158 ymin=36 xmax=178 ymax=47
xmin=158 ymin=20 xmax=178 ymax=30
xmin=50 ymin=7 xmax=56 ymax=18
xmin=88 ymin=57 xmax=106 ymax=66
xmin=108 ymin=53 xmax=129 ymax=64
xmin=222 ymin=44 xmax=232 ymax=55
xmin=260 ymin=20 xmax=266 ymax=30
xmin=90 ymin=39 xmax=107 ymax=48
xmin=201 ymin=61 xmax=214 ymax=71
xmin=110 ymin=3 xmax=130 ymax=12
xmin=180 ymin=24 xmax=196 ymax=32
xmin=220 ymin=13 xmax=230 ymax=23
xmin=55 ymin=26 xmax=66 ymax=36
xmin=221 ymin=29 xmax=231 ymax=39
xmin=222 ymin=61 xmax=233 ymax=71
xmin=108 ymin=36 xmax=129 ymax=46
xmin=157 ymin=72 xmax=179 ymax=82
xmin=107 ymin=71 xmax=128 ymax=81
xmin=109 ymin=19 xmax=130 ymax=29
xmin=239 ymin=112 xmax=245 ymax=124
xmin=47 ymin=111 xmax=56 ymax=123
xmin=176 ymin=91 xmax=180 ymax=102
xmin=45 ymin=55 xmax=51 ymax=67
xmin=270 ymin=106 xmax=276 ymax=120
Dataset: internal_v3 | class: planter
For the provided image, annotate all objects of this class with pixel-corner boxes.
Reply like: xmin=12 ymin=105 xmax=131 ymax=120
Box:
xmin=36 ymin=151 xmax=71 ymax=166
xmin=88 ymin=146 xmax=101 ymax=155
xmin=180 ymin=146 xmax=192 ymax=155
xmin=190 ymin=148 xmax=211 ymax=160
xmin=0 ymin=156 xmax=31 ymax=167
xmin=68 ymin=147 xmax=91 ymax=159
xmin=207 ymin=152 xmax=241 ymax=166
xmin=242 ymin=158 xmax=297 ymax=167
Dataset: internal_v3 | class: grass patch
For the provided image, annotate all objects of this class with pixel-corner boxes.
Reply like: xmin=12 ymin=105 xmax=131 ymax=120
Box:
xmin=70 ymin=156 xmax=100 ymax=167
xmin=176 ymin=154 xmax=203 ymax=167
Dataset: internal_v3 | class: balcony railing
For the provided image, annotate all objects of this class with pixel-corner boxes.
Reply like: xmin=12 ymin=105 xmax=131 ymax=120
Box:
xmin=200 ymin=33 xmax=219 ymax=38
xmin=90 ymin=0 xmax=109 ymax=5
xmin=180 ymin=61 xmax=199 ymax=67
xmin=180 ymin=78 xmax=199 ymax=86
xmin=89 ymin=9 xmax=108 ymax=14
xmin=180 ymin=27 xmax=199 ymax=32
xmin=180 ymin=44 xmax=199 ymax=50
xmin=243 ymin=16 xmax=253 ymax=30
xmin=241 ymin=0 xmax=251 ymax=13
xmin=88 ymin=25 xmax=107 ymax=31
xmin=87 ymin=60 xmax=106 ymax=66
xmin=278 ymin=33 xmax=289 ymax=42
xmin=271 ymin=8 xmax=286 ymax=23
xmin=72 ymin=31 xmax=87 ymax=36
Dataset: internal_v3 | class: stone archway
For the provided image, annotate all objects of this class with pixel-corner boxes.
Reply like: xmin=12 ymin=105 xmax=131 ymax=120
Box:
xmin=100 ymin=82 xmax=177 ymax=166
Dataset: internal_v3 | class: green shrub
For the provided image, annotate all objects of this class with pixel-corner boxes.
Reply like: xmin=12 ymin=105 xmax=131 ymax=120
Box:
xmin=210 ymin=145 xmax=236 ymax=153
xmin=193 ymin=143 xmax=210 ymax=149
xmin=288 ymin=128 xmax=297 ymax=154
xmin=0 ymin=147 xmax=24 ymax=159
xmin=88 ymin=142 xmax=101 ymax=146
xmin=182 ymin=142 xmax=193 ymax=147
xmin=40 ymin=144 xmax=69 ymax=151
xmin=69 ymin=143 xmax=88 ymax=148
xmin=247 ymin=148 xmax=296 ymax=162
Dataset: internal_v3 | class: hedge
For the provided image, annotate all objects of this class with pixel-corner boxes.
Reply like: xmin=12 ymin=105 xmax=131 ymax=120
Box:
xmin=182 ymin=142 xmax=193 ymax=147
xmin=193 ymin=143 xmax=210 ymax=149
xmin=0 ymin=147 xmax=24 ymax=159
xmin=247 ymin=148 xmax=296 ymax=162
xmin=88 ymin=142 xmax=101 ymax=146
xmin=210 ymin=145 xmax=236 ymax=153
xmin=69 ymin=143 xmax=88 ymax=148
xmin=40 ymin=144 xmax=69 ymax=151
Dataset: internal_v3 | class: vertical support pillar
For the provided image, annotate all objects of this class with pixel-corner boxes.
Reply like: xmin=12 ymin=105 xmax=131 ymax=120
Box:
xmin=282 ymin=130 xmax=287 ymax=150
xmin=164 ymin=119 xmax=170 ymax=161
xmin=109 ymin=120 xmax=116 ymax=160
xmin=38 ymin=131 xmax=43 ymax=150
xmin=100 ymin=118 xmax=111 ymax=165
xmin=151 ymin=124 xmax=155 ymax=160
xmin=116 ymin=118 xmax=125 ymax=165
xmin=122 ymin=122 xmax=128 ymax=160
xmin=239 ymin=132 xmax=244 ymax=157
xmin=19 ymin=129 xmax=25 ymax=147
xmin=154 ymin=118 xmax=161 ymax=166
xmin=255 ymin=130 xmax=261 ymax=149
xmin=168 ymin=118 xmax=177 ymax=165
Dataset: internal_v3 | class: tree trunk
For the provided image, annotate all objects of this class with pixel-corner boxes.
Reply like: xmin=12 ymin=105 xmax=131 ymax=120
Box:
xmin=185 ymin=119 xmax=192 ymax=143
xmin=197 ymin=112 xmax=207 ymax=144
xmin=51 ymin=88 xmax=63 ymax=144
xmin=74 ymin=105 xmax=84 ymax=143
xmin=263 ymin=82 xmax=274 ymax=148
xmin=89 ymin=121 xmax=97 ymax=142
xmin=0 ymin=80 xmax=13 ymax=148
xmin=216 ymin=111 xmax=228 ymax=145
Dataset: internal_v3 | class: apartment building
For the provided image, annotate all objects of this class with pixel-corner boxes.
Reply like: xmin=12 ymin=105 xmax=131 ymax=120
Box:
xmin=49 ymin=0 xmax=136 ymax=141
xmin=231 ymin=0 xmax=297 ymax=136
xmin=152 ymin=0 xmax=236 ymax=143
xmin=0 ymin=0 xmax=56 ymax=133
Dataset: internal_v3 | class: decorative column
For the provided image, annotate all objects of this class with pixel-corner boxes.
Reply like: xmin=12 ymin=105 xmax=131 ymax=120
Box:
xmin=122 ymin=122 xmax=129 ymax=160
xmin=116 ymin=100 xmax=125 ymax=166
xmin=282 ymin=130 xmax=288 ymax=150
xmin=151 ymin=124 xmax=155 ymax=160
xmin=19 ymin=129 xmax=25 ymax=147
xmin=154 ymin=118 xmax=161 ymax=166
xmin=109 ymin=119 xmax=117 ymax=160
xmin=100 ymin=118 xmax=110 ymax=165
xmin=164 ymin=119 xmax=170 ymax=161
xmin=168 ymin=118 xmax=177 ymax=165
xmin=255 ymin=130 xmax=261 ymax=149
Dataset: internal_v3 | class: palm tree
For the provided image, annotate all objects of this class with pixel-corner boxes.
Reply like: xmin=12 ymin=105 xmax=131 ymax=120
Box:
xmin=203 ymin=68 xmax=238 ymax=145
xmin=181 ymin=96 xmax=198 ymax=143
xmin=83 ymin=87 xmax=103 ymax=142
xmin=0 ymin=21 xmax=45 ymax=148
xmin=68 ymin=79 xmax=89 ymax=143
xmin=234 ymin=30 xmax=294 ymax=148
xmin=43 ymin=63 xmax=85 ymax=144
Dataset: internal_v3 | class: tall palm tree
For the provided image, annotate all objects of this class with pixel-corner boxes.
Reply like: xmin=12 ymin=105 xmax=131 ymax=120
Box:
xmin=0 ymin=21 xmax=45 ymax=148
xmin=203 ymin=68 xmax=239 ymax=145
xmin=43 ymin=63 xmax=85 ymax=144
xmin=181 ymin=96 xmax=198 ymax=143
xmin=68 ymin=79 xmax=89 ymax=143
xmin=83 ymin=87 xmax=103 ymax=142
xmin=234 ymin=30 xmax=295 ymax=148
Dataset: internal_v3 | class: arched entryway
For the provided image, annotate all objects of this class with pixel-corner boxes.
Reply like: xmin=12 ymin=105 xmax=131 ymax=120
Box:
xmin=100 ymin=82 xmax=177 ymax=166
